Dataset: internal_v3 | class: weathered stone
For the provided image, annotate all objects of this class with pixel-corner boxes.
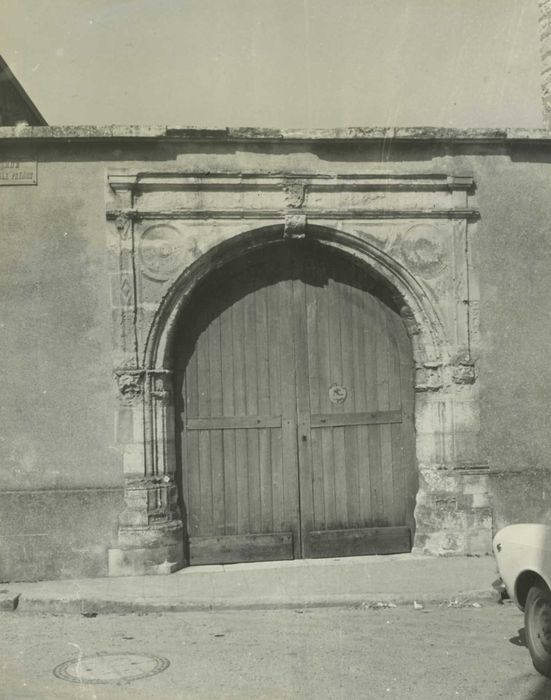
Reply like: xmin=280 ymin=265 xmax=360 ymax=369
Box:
xmin=3 ymin=125 xmax=551 ymax=581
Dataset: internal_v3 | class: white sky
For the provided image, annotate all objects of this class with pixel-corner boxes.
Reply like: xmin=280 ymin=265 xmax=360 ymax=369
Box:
xmin=0 ymin=0 xmax=543 ymax=128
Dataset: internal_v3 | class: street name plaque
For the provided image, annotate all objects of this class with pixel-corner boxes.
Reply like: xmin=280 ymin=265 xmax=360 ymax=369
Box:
xmin=0 ymin=159 xmax=37 ymax=185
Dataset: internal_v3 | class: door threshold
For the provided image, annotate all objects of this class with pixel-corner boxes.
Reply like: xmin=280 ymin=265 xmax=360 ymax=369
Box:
xmin=177 ymin=552 xmax=424 ymax=575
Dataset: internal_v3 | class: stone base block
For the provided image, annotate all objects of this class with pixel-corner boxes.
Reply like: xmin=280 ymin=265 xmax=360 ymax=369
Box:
xmin=412 ymin=525 xmax=492 ymax=556
xmin=413 ymin=467 xmax=492 ymax=555
xmin=117 ymin=520 xmax=184 ymax=548
xmin=108 ymin=541 xmax=184 ymax=577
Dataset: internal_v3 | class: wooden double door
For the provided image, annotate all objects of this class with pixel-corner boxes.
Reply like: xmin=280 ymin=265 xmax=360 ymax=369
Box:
xmin=175 ymin=241 xmax=416 ymax=565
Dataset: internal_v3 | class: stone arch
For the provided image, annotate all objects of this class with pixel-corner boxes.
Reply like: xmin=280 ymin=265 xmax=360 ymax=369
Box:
xmin=108 ymin=223 xmax=452 ymax=575
xmin=145 ymin=223 xmax=445 ymax=377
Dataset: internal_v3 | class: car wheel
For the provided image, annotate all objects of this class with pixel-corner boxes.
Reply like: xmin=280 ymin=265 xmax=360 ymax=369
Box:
xmin=525 ymin=584 xmax=551 ymax=678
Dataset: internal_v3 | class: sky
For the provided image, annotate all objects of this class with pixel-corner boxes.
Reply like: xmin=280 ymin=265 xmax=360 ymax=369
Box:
xmin=0 ymin=0 xmax=543 ymax=128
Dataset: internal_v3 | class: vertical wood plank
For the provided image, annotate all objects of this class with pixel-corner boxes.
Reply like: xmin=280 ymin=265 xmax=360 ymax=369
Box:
xmin=292 ymin=252 xmax=314 ymax=556
xmin=259 ymin=429 xmax=273 ymax=531
xmin=244 ymin=287 xmax=261 ymax=532
xmin=232 ymin=287 xmax=249 ymax=535
xmin=278 ymin=255 xmax=300 ymax=554
xmin=332 ymin=426 xmax=347 ymax=527
xmin=376 ymin=312 xmax=394 ymax=524
xmin=339 ymin=282 xmax=360 ymax=527
xmin=305 ymin=263 xmax=325 ymax=529
xmin=220 ymin=300 xmax=237 ymax=535
xmin=388 ymin=330 xmax=405 ymax=524
xmin=256 ymin=286 xmax=273 ymax=531
xmin=195 ymin=316 xmax=212 ymax=535
xmin=208 ymin=317 xmax=225 ymax=533
xmin=313 ymin=257 xmax=336 ymax=530
xmin=306 ymin=279 xmax=320 ymax=415
xmin=321 ymin=428 xmax=336 ymax=526
xmin=311 ymin=429 xmax=325 ymax=528
xmin=327 ymin=273 xmax=346 ymax=527
xmin=185 ymin=429 xmax=201 ymax=538
xmin=267 ymin=281 xmax=285 ymax=532
xmin=235 ymin=429 xmax=249 ymax=534
xmin=198 ymin=430 xmax=212 ymax=535
xmin=367 ymin=424 xmax=383 ymax=522
xmin=351 ymin=283 xmax=370 ymax=525
xmin=328 ymin=276 xmax=344 ymax=414
xmin=357 ymin=424 xmax=372 ymax=524
xmin=344 ymin=425 xmax=360 ymax=527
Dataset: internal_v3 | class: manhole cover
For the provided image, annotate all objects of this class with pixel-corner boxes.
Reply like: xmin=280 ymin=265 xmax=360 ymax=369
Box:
xmin=53 ymin=652 xmax=170 ymax=684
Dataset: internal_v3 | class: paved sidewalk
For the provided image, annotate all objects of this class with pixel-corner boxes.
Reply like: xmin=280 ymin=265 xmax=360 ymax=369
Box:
xmin=3 ymin=554 xmax=498 ymax=614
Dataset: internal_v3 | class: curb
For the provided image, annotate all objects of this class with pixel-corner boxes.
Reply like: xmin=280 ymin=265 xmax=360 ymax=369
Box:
xmin=0 ymin=590 xmax=20 ymax=611
xmin=12 ymin=588 xmax=498 ymax=615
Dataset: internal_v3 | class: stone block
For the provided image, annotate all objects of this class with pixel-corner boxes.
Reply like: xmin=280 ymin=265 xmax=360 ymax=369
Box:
xmin=0 ymin=589 xmax=20 ymax=611
xmin=108 ymin=542 xmax=184 ymax=577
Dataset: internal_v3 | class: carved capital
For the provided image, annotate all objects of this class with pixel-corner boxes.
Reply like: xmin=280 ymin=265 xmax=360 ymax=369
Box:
xmin=113 ymin=211 xmax=133 ymax=239
xmin=452 ymin=361 xmax=476 ymax=385
xmin=115 ymin=370 xmax=145 ymax=405
xmin=149 ymin=370 xmax=174 ymax=404
xmin=107 ymin=209 xmax=137 ymax=239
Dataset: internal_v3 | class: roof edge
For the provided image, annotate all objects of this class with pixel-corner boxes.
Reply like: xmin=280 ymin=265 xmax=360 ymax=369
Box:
xmin=0 ymin=125 xmax=550 ymax=142
xmin=0 ymin=55 xmax=47 ymax=126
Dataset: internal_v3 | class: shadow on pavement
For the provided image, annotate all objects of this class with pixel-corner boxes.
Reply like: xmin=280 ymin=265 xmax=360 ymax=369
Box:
xmin=524 ymin=675 xmax=551 ymax=700
xmin=510 ymin=628 xmax=527 ymax=647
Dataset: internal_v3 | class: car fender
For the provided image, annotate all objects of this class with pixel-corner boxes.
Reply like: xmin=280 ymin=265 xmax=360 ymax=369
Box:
xmin=493 ymin=524 xmax=551 ymax=609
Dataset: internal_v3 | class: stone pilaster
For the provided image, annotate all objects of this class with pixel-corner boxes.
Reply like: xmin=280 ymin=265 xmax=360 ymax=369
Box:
xmin=107 ymin=180 xmax=184 ymax=576
xmin=108 ymin=368 xmax=184 ymax=576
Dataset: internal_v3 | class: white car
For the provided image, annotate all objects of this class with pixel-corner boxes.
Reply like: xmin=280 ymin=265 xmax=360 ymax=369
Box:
xmin=493 ymin=523 xmax=551 ymax=678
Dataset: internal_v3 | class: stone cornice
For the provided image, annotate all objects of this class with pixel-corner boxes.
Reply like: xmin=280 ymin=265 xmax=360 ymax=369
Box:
xmin=107 ymin=207 xmax=478 ymax=221
xmin=106 ymin=171 xmax=478 ymax=221
xmin=108 ymin=172 xmax=474 ymax=191
xmin=0 ymin=124 xmax=549 ymax=143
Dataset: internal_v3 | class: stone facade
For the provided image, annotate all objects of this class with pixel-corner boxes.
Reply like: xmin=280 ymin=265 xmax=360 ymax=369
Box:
xmin=1 ymin=126 xmax=551 ymax=580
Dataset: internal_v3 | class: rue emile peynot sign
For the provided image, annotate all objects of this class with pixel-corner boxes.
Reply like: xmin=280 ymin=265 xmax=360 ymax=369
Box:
xmin=0 ymin=159 xmax=37 ymax=185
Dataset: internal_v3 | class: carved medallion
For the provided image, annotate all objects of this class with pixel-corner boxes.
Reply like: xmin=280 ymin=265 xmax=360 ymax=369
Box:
xmin=139 ymin=224 xmax=190 ymax=281
xmin=328 ymin=384 xmax=348 ymax=405
xmin=396 ymin=224 xmax=447 ymax=279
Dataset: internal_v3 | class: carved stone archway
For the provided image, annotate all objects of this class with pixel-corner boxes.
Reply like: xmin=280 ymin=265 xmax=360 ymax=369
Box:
xmin=106 ymin=170 xmax=487 ymax=576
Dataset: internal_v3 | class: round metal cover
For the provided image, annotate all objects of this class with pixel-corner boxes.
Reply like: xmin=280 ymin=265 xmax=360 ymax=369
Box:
xmin=53 ymin=652 xmax=170 ymax=684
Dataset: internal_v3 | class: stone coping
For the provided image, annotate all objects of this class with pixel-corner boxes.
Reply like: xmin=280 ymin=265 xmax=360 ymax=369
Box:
xmin=0 ymin=124 xmax=550 ymax=143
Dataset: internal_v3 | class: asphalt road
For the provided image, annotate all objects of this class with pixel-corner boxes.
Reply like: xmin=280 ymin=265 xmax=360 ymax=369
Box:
xmin=2 ymin=602 xmax=551 ymax=700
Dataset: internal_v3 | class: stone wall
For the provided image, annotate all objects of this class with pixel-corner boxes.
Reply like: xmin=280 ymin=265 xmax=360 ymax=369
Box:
xmin=0 ymin=128 xmax=550 ymax=579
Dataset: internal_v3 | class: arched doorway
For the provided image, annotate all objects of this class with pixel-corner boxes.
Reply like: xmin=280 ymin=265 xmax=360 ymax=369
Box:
xmin=173 ymin=240 xmax=416 ymax=565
